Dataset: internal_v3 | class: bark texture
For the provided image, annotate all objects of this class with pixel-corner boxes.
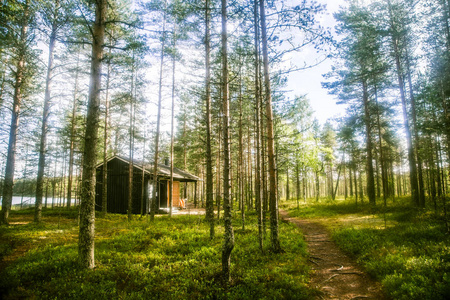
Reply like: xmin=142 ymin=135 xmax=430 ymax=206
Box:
xmin=205 ymin=0 xmax=215 ymax=239
xmin=35 ymin=1 xmax=59 ymax=222
xmin=254 ymin=0 xmax=263 ymax=251
xmin=151 ymin=1 xmax=167 ymax=220
xmin=78 ymin=0 xmax=106 ymax=269
xmin=221 ymin=0 xmax=234 ymax=282
xmin=259 ymin=0 xmax=281 ymax=253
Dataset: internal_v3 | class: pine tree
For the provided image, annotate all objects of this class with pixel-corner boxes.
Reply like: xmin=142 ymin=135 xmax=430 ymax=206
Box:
xmin=78 ymin=0 xmax=107 ymax=269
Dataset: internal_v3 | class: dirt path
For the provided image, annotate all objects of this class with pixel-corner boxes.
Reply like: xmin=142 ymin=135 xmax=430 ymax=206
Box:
xmin=279 ymin=210 xmax=386 ymax=300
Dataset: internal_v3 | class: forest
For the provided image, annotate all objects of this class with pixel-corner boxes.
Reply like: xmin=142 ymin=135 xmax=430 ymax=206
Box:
xmin=1 ymin=0 xmax=450 ymax=299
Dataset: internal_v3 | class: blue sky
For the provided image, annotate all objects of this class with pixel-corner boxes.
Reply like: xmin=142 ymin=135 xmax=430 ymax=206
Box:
xmin=285 ymin=0 xmax=347 ymax=125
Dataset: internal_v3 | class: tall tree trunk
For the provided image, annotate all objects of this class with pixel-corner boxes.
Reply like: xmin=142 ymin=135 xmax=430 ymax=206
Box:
xmin=0 ymin=59 xmax=7 ymax=109
xmin=375 ymin=155 xmax=381 ymax=198
xmin=260 ymin=84 xmax=267 ymax=234
xmin=296 ymin=163 xmax=301 ymax=207
xmin=260 ymin=0 xmax=281 ymax=253
xmin=101 ymin=46 xmax=111 ymax=216
xmin=67 ymin=52 xmax=80 ymax=210
xmin=217 ymin=121 xmax=222 ymax=220
xmin=315 ymin=166 xmax=320 ymax=202
xmin=428 ymin=137 xmax=437 ymax=212
xmin=405 ymin=52 xmax=425 ymax=207
xmin=247 ymin=121 xmax=253 ymax=210
xmin=354 ymin=164 xmax=359 ymax=204
xmin=128 ymin=54 xmax=138 ymax=220
xmin=359 ymin=165 xmax=364 ymax=202
xmin=141 ymin=135 xmax=146 ymax=215
xmin=238 ymin=65 xmax=245 ymax=230
xmin=35 ymin=1 xmax=59 ymax=222
xmin=344 ymin=157 xmax=347 ymax=199
xmin=436 ymin=137 xmax=443 ymax=197
xmin=254 ymin=0 xmax=263 ymax=251
xmin=151 ymin=1 xmax=167 ymax=221
xmin=128 ymin=68 xmax=134 ymax=222
xmin=329 ymin=164 xmax=334 ymax=199
xmin=221 ymin=0 xmax=234 ymax=282
xmin=205 ymin=0 xmax=214 ymax=238
xmin=1 ymin=0 xmax=29 ymax=225
xmin=183 ymin=111 xmax=187 ymax=200
xmin=349 ymin=166 xmax=353 ymax=197
xmin=286 ymin=166 xmax=290 ymax=200
xmin=374 ymin=86 xmax=388 ymax=205
xmin=169 ymin=25 xmax=177 ymax=217
xmin=78 ymin=0 xmax=106 ymax=269
xmin=386 ymin=0 xmax=419 ymax=206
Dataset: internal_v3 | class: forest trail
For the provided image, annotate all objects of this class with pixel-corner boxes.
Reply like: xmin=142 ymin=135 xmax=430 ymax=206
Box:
xmin=279 ymin=210 xmax=386 ymax=300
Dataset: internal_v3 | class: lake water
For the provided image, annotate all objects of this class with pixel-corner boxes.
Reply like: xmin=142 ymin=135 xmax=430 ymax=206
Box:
xmin=9 ymin=196 xmax=77 ymax=207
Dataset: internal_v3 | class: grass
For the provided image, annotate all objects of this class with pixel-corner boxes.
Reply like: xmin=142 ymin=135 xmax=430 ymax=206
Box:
xmin=283 ymin=196 xmax=450 ymax=300
xmin=0 ymin=208 xmax=313 ymax=299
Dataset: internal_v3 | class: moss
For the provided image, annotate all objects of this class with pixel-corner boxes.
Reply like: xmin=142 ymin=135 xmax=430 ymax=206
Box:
xmin=0 ymin=210 xmax=312 ymax=299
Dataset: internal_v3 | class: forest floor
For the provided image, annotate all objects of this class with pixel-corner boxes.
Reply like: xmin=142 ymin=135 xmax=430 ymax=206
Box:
xmin=2 ymin=199 xmax=449 ymax=299
xmin=279 ymin=209 xmax=386 ymax=300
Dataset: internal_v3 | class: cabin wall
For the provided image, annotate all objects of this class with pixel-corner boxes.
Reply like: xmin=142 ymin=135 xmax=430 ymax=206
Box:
xmin=95 ymin=159 xmax=149 ymax=214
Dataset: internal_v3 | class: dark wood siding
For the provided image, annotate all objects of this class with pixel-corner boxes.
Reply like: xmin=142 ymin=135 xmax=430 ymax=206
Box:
xmin=95 ymin=158 xmax=150 ymax=214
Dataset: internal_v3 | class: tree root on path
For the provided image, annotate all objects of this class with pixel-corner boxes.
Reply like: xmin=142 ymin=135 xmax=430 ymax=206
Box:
xmin=322 ymin=274 xmax=340 ymax=284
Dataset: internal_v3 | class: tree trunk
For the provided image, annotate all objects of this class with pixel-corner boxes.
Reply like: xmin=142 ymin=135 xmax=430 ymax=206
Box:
xmin=296 ymin=163 xmax=300 ymax=207
xmin=247 ymin=121 xmax=253 ymax=210
xmin=354 ymin=164 xmax=359 ymax=204
xmin=100 ymin=43 xmax=112 ymax=216
xmin=128 ymin=78 xmax=134 ymax=222
xmin=1 ymin=0 xmax=29 ymax=225
xmin=303 ymin=174 xmax=307 ymax=203
xmin=68 ymin=52 xmax=80 ymax=212
xmin=386 ymin=0 xmax=419 ymax=206
xmin=260 ymin=0 xmax=281 ymax=253
xmin=362 ymin=80 xmax=375 ymax=206
xmin=405 ymin=51 xmax=425 ymax=207
xmin=375 ymin=155 xmax=381 ymax=198
xmin=436 ymin=137 xmax=443 ymax=197
xmin=204 ymin=0 xmax=215 ymax=238
xmin=78 ymin=0 xmax=106 ymax=269
xmin=359 ymin=166 xmax=364 ymax=203
xmin=374 ymin=86 xmax=388 ymax=205
xmin=169 ymin=26 xmax=177 ymax=217
xmin=344 ymin=157 xmax=347 ymax=199
xmin=217 ymin=121 xmax=222 ymax=220
xmin=253 ymin=0 xmax=263 ymax=251
xmin=151 ymin=1 xmax=167 ymax=221
xmin=260 ymin=84 xmax=267 ymax=235
xmin=286 ymin=166 xmax=290 ymax=201
xmin=141 ymin=137 xmax=146 ymax=215
xmin=0 ymin=59 xmax=6 ymax=109
xmin=35 ymin=2 xmax=59 ymax=222
xmin=315 ymin=170 xmax=320 ymax=202
xmin=221 ymin=0 xmax=234 ymax=282
xmin=349 ymin=166 xmax=353 ymax=197
xmin=238 ymin=65 xmax=245 ymax=230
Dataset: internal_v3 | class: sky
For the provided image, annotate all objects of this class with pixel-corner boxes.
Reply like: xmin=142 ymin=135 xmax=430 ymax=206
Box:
xmin=285 ymin=0 xmax=347 ymax=125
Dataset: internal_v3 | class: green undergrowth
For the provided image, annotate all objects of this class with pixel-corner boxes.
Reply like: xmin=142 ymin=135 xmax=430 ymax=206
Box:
xmin=285 ymin=197 xmax=450 ymax=300
xmin=0 ymin=209 xmax=313 ymax=299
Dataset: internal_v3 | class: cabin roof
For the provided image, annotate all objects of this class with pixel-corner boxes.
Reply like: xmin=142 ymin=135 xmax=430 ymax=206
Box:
xmin=96 ymin=155 xmax=201 ymax=182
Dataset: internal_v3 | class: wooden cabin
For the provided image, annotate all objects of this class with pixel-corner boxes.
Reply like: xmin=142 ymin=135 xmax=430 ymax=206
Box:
xmin=95 ymin=156 xmax=201 ymax=214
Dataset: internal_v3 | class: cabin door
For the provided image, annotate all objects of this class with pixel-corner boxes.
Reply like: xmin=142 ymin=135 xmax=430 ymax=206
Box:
xmin=158 ymin=180 xmax=168 ymax=208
